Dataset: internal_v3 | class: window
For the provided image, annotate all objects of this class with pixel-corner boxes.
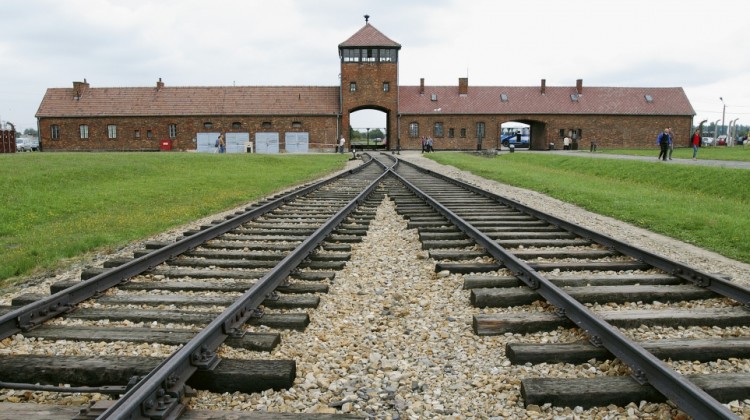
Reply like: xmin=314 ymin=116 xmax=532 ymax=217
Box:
xmin=79 ymin=125 xmax=89 ymax=139
xmin=409 ymin=122 xmax=419 ymax=137
xmin=431 ymin=93 xmax=437 ymax=101
xmin=361 ymin=48 xmax=375 ymax=62
xmin=500 ymin=93 xmax=509 ymax=102
xmin=476 ymin=122 xmax=485 ymax=138
xmin=559 ymin=129 xmax=566 ymax=138
xmin=378 ymin=48 xmax=397 ymax=62
xmin=147 ymin=130 xmax=153 ymax=139
xmin=434 ymin=122 xmax=444 ymax=137
xmin=383 ymin=82 xmax=390 ymax=92
xmin=168 ymin=124 xmax=177 ymax=139
xmin=232 ymin=122 xmax=242 ymax=129
xmin=203 ymin=122 xmax=213 ymax=129
xmin=292 ymin=121 xmax=302 ymax=129
xmin=460 ymin=128 xmax=466 ymax=138
xmin=51 ymin=125 xmax=60 ymax=140
xmin=134 ymin=130 xmax=141 ymax=139
xmin=448 ymin=128 xmax=455 ymax=138
xmin=262 ymin=122 xmax=272 ymax=129
xmin=342 ymin=48 xmax=357 ymax=62
xmin=107 ymin=124 xmax=117 ymax=139
xmin=350 ymin=82 xmax=357 ymax=92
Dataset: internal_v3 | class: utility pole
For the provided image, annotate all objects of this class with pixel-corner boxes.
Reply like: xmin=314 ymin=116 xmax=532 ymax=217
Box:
xmin=719 ymin=97 xmax=726 ymax=137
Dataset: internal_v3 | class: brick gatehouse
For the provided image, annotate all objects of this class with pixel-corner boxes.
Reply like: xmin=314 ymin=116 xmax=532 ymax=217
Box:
xmin=35 ymin=18 xmax=695 ymax=152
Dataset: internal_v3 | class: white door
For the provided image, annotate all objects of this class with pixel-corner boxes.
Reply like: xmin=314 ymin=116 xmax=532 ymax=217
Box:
xmin=255 ymin=132 xmax=279 ymax=154
xmin=285 ymin=132 xmax=309 ymax=153
xmin=197 ymin=132 xmax=221 ymax=153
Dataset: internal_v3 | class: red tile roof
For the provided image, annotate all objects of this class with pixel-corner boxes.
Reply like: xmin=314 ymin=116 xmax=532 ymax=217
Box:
xmin=36 ymin=85 xmax=341 ymax=118
xmin=398 ymin=85 xmax=695 ymax=116
xmin=338 ymin=23 xmax=401 ymax=48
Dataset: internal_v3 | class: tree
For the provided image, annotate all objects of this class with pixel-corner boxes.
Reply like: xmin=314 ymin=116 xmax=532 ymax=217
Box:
xmin=24 ymin=128 xmax=38 ymax=137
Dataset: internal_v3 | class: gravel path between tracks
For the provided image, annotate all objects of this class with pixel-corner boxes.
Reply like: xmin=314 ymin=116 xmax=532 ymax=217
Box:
xmin=1 ymin=153 xmax=749 ymax=418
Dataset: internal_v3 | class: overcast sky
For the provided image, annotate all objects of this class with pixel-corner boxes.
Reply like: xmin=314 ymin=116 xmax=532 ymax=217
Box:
xmin=2 ymin=0 xmax=748 ymax=134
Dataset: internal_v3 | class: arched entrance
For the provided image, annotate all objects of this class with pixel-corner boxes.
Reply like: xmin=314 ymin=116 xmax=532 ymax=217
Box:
xmin=346 ymin=106 xmax=393 ymax=151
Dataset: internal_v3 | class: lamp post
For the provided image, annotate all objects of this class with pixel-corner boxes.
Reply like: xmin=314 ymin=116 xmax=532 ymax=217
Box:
xmin=712 ymin=119 xmax=721 ymax=145
xmin=719 ymin=97 xmax=726 ymax=137
xmin=366 ymin=128 xmax=370 ymax=147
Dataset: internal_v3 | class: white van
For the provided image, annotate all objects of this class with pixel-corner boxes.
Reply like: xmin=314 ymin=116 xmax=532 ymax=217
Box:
xmin=15 ymin=137 xmax=39 ymax=152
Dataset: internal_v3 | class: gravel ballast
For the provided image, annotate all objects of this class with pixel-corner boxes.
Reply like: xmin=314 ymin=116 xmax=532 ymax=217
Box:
xmin=1 ymin=152 xmax=748 ymax=418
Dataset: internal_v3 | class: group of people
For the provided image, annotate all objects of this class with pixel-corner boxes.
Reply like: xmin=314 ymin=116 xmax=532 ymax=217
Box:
xmin=657 ymin=127 xmax=702 ymax=161
xmin=656 ymin=127 xmax=673 ymax=161
xmin=421 ymin=136 xmax=434 ymax=153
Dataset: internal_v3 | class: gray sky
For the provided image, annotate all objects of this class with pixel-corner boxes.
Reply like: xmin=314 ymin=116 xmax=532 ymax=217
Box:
xmin=2 ymin=0 xmax=748 ymax=134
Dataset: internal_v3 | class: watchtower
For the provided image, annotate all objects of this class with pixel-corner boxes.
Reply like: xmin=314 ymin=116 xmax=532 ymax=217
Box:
xmin=338 ymin=15 xmax=401 ymax=149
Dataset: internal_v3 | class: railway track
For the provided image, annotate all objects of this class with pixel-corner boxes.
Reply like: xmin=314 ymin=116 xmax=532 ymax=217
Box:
xmin=0 ymin=152 xmax=748 ymax=418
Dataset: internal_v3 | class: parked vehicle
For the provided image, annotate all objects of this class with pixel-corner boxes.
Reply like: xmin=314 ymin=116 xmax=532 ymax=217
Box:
xmin=15 ymin=137 xmax=39 ymax=152
xmin=716 ymin=135 xmax=728 ymax=146
xmin=701 ymin=137 xmax=714 ymax=146
xmin=499 ymin=124 xmax=530 ymax=148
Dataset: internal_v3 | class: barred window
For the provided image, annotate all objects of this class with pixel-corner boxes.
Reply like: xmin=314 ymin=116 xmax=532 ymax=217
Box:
xmin=79 ymin=125 xmax=89 ymax=139
xmin=168 ymin=124 xmax=177 ymax=139
xmin=434 ymin=122 xmax=444 ymax=138
xmin=51 ymin=125 xmax=60 ymax=140
xmin=409 ymin=122 xmax=419 ymax=138
xmin=107 ymin=124 xmax=117 ymax=139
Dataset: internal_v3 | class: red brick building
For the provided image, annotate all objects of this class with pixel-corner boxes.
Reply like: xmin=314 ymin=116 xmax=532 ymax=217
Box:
xmin=35 ymin=20 xmax=695 ymax=152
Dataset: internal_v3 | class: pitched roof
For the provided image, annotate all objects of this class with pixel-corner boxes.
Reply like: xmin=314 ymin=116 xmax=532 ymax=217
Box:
xmin=36 ymin=85 xmax=340 ymax=118
xmin=398 ymin=85 xmax=695 ymax=116
xmin=338 ymin=23 xmax=401 ymax=48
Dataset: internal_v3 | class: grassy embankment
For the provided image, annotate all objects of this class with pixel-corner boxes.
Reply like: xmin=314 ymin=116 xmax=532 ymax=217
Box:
xmin=426 ymin=152 xmax=750 ymax=264
xmin=0 ymin=152 xmax=348 ymax=286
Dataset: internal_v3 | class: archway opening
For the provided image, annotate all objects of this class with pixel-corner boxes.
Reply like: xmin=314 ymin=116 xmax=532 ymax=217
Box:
xmin=350 ymin=109 xmax=387 ymax=150
xmin=500 ymin=121 xmax=530 ymax=149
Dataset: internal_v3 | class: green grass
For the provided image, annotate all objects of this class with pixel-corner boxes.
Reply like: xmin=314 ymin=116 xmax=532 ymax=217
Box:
xmin=599 ymin=146 xmax=750 ymax=161
xmin=426 ymin=152 xmax=750 ymax=263
xmin=0 ymin=152 xmax=348 ymax=286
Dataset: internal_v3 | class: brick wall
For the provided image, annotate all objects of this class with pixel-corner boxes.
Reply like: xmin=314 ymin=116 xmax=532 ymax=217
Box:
xmin=396 ymin=114 xmax=693 ymax=151
xmin=38 ymin=115 xmax=341 ymax=152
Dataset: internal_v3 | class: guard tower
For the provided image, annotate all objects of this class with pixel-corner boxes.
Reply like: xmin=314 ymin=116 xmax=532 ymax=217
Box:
xmin=338 ymin=16 xmax=401 ymax=149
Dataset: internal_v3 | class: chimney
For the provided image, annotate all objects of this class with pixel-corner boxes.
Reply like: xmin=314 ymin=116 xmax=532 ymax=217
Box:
xmin=458 ymin=77 xmax=468 ymax=95
xmin=419 ymin=78 xmax=425 ymax=95
xmin=576 ymin=79 xmax=583 ymax=95
xmin=540 ymin=79 xmax=546 ymax=95
xmin=73 ymin=78 xmax=89 ymax=99
xmin=156 ymin=77 xmax=165 ymax=90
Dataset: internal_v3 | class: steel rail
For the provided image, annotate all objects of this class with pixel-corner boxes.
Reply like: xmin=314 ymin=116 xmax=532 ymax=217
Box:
xmin=0 ymin=160 xmax=375 ymax=341
xmin=388 ymin=160 xmax=738 ymax=420
xmin=98 ymin=166 xmax=389 ymax=419
xmin=395 ymin=158 xmax=750 ymax=306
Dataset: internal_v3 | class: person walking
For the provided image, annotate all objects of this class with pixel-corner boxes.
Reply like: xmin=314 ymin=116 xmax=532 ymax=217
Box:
xmin=338 ymin=135 xmax=345 ymax=153
xmin=657 ymin=128 xmax=670 ymax=161
xmin=667 ymin=127 xmax=674 ymax=160
xmin=691 ymin=129 xmax=701 ymax=160
xmin=217 ymin=132 xmax=226 ymax=154
xmin=563 ymin=136 xmax=571 ymax=150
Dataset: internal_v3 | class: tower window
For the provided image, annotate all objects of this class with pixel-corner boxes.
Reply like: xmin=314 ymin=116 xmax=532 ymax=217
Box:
xmin=350 ymin=82 xmax=357 ymax=92
xmin=383 ymin=82 xmax=390 ymax=92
